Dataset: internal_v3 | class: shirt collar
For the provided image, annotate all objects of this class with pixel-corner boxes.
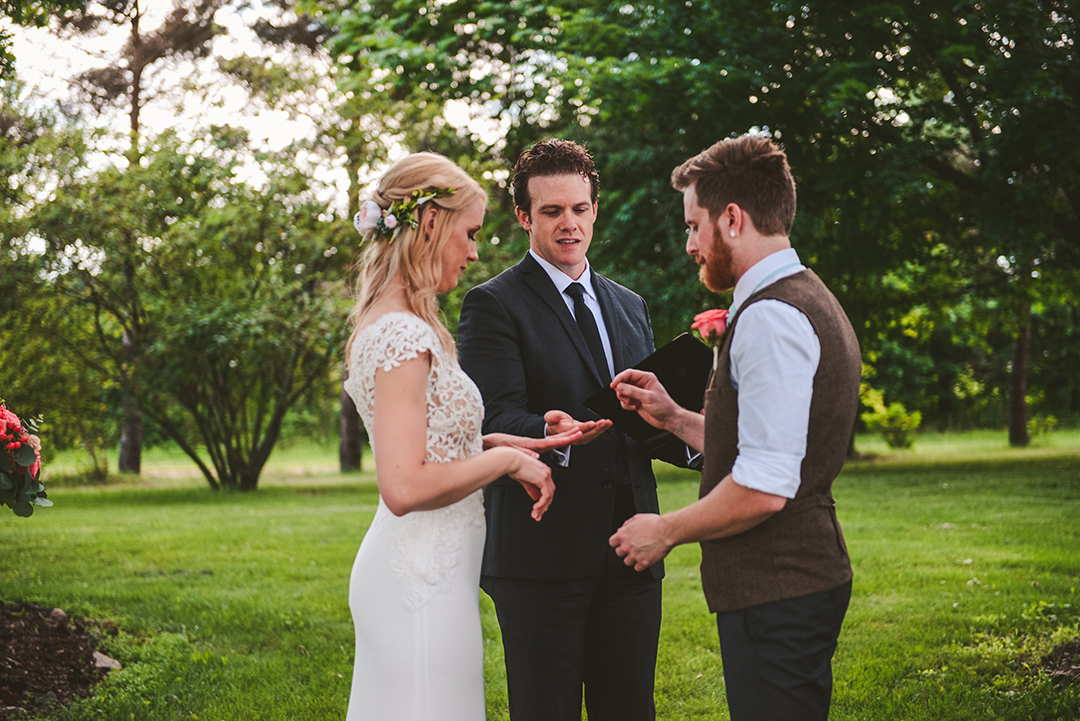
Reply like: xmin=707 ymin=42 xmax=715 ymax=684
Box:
xmin=730 ymin=247 xmax=804 ymax=317
xmin=529 ymin=249 xmax=597 ymax=301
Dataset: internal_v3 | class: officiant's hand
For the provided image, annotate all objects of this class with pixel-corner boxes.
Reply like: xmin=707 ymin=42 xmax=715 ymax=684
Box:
xmin=483 ymin=429 xmax=583 ymax=456
xmin=544 ymin=410 xmax=613 ymax=446
xmin=610 ymin=369 xmax=679 ymax=430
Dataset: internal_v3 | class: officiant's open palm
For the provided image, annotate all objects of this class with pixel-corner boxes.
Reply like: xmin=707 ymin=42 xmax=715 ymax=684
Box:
xmin=544 ymin=410 xmax=613 ymax=445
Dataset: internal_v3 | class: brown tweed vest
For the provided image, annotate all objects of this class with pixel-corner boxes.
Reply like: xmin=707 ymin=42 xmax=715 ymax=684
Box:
xmin=699 ymin=269 xmax=860 ymax=613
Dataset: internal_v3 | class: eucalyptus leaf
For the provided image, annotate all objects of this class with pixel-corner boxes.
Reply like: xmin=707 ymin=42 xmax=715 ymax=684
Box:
xmin=33 ymin=497 xmax=53 ymax=507
xmin=0 ymin=472 xmax=12 ymax=490
xmin=14 ymin=500 xmax=33 ymax=517
xmin=16 ymin=444 xmax=36 ymax=466
xmin=0 ymin=453 xmax=11 ymax=473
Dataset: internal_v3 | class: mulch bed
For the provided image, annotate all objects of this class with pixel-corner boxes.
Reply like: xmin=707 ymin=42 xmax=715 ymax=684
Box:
xmin=1046 ymin=639 xmax=1080 ymax=687
xmin=0 ymin=602 xmax=117 ymax=718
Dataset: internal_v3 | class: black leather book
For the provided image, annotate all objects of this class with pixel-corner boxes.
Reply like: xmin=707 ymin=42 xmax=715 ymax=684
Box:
xmin=584 ymin=332 xmax=713 ymax=465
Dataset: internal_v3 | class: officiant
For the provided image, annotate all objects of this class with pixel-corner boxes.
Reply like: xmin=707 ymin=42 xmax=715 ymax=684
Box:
xmin=458 ymin=139 xmax=679 ymax=721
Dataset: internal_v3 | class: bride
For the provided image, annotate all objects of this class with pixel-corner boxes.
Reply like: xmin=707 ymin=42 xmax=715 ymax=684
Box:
xmin=342 ymin=152 xmax=586 ymax=720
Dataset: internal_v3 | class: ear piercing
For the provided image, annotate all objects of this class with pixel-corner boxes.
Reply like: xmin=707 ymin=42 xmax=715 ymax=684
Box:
xmin=730 ymin=230 xmax=736 ymax=237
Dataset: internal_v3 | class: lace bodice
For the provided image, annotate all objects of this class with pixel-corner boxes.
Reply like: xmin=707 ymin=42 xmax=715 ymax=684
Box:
xmin=346 ymin=312 xmax=485 ymax=464
xmin=344 ymin=312 xmax=486 ymax=609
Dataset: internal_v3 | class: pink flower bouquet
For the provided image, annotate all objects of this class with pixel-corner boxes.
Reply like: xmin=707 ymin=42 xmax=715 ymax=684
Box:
xmin=0 ymin=402 xmax=51 ymax=517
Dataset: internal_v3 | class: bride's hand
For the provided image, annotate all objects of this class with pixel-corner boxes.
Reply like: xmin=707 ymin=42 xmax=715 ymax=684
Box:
xmin=482 ymin=428 xmax=583 ymax=456
xmin=502 ymin=448 xmax=556 ymax=521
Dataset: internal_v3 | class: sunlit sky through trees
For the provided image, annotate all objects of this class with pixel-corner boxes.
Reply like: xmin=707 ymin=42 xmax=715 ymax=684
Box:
xmin=7 ymin=2 xmax=356 ymax=208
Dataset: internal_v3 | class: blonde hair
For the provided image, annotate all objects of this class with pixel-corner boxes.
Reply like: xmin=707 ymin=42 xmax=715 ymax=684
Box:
xmin=347 ymin=153 xmax=487 ymax=363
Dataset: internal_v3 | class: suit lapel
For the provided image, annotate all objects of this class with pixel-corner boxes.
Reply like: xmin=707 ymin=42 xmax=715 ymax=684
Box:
xmin=518 ymin=254 xmax=607 ymax=386
xmin=593 ymin=273 xmax=628 ymax=371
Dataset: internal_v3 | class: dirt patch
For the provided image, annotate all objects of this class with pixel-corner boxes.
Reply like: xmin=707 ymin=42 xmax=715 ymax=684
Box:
xmin=0 ymin=602 xmax=116 ymax=718
xmin=1046 ymin=639 xmax=1080 ymax=687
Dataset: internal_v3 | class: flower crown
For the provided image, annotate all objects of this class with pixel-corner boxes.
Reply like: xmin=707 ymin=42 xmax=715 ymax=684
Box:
xmin=353 ymin=187 xmax=456 ymax=242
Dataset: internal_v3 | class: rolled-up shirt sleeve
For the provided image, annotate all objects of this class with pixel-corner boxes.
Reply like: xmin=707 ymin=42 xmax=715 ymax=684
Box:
xmin=729 ymin=299 xmax=820 ymax=499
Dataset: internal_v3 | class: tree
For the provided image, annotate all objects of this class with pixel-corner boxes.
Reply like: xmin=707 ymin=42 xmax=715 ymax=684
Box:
xmin=15 ymin=127 xmax=350 ymax=490
xmin=59 ymin=0 xmax=222 ymax=141
xmin=320 ymin=0 xmax=1080 ymax=444
xmin=814 ymin=0 xmax=1079 ymax=444
xmin=0 ymin=78 xmax=119 ymax=474
xmin=46 ymin=0 xmax=225 ymax=471
xmin=227 ymin=0 xmax=370 ymax=472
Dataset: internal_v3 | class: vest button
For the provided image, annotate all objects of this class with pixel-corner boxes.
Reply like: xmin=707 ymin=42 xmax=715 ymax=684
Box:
xmin=603 ymin=481 xmax=613 ymax=490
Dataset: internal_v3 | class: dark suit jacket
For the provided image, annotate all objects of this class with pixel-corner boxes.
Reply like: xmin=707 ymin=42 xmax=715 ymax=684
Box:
xmin=458 ymin=253 xmax=664 ymax=582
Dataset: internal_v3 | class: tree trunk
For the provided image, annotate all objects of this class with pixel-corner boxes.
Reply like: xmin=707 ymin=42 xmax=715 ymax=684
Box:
xmin=340 ymin=363 xmax=363 ymax=472
xmin=118 ymin=327 xmax=142 ymax=473
xmin=1008 ymin=302 xmax=1031 ymax=447
xmin=1072 ymin=306 xmax=1080 ymax=415
xmin=117 ymin=407 xmax=142 ymax=473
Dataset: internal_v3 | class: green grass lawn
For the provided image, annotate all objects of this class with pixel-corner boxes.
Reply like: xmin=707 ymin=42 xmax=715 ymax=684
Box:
xmin=3 ymin=431 xmax=1078 ymax=720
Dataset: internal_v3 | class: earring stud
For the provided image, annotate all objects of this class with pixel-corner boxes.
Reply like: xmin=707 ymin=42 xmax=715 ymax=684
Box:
xmin=730 ymin=230 xmax=735 ymax=238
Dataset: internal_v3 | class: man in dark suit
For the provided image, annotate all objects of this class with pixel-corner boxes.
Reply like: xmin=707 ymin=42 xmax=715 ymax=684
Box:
xmin=457 ymin=139 xmax=663 ymax=721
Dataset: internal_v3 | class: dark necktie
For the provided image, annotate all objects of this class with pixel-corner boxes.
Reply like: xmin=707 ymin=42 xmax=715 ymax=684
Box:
xmin=565 ymin=282 xmax=611 ymax=384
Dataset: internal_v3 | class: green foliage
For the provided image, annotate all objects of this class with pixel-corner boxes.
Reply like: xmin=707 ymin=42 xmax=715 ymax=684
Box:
xmin=861 ymin=384 xmax=923 ymax=449
xmin=1027 ymin=414 xmax=1059 ymax=439
xmin=4 ymin=126 xmax=352 ymax=491
xmin=314 ymin=0 xmax=1080 ymax=431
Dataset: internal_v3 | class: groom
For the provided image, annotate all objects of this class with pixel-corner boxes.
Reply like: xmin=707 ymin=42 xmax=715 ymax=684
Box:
xmin=458 ymin=139 xmax=663 ymax=721
xmin=609 ymin=135 xmax=861 ymax=720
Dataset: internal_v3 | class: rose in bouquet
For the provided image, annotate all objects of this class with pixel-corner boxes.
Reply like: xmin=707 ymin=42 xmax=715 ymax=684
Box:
xmin=0 ymin=402 xmax=51 ymax=517
xmin=692 ymin=309 xmax=730 ymax=347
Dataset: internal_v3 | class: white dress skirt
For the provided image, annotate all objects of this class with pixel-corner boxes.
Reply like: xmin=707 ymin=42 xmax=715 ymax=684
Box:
xmin=343 ymin=313 xmax=489 ymax=721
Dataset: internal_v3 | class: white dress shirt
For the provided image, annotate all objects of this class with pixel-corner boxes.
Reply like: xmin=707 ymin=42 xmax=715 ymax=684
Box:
xmin=529 ymin=250 xmax=615 ymax=465
xmin=727 ymin=248 xmax=820 ymax=499
xmin=529 ymin=249 xmax=615 ymax=378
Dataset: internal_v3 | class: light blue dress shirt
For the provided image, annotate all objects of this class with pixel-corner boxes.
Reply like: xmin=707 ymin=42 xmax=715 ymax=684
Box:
xmin=727 ymin=248 xmax=821 ymax=499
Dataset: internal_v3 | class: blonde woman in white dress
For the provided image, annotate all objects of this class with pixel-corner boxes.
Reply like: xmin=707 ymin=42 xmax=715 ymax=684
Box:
xmin=342 ymin=153 xmax=587 ymax=721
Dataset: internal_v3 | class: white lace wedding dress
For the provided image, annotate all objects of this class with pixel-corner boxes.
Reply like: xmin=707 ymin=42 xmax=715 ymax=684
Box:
xmin=343 ymin=313 xmax=487 ymax=721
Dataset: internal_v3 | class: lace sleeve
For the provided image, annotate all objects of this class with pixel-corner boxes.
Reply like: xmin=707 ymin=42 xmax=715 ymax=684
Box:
xmin=344 ymin=313 xmax=442 ymax=429
xmin=358 ymin=314 xmax=440 ymax=376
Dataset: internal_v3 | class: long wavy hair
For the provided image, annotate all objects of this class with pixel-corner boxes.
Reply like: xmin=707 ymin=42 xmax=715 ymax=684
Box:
xmin=347 ymin=153 xmax=487 ymax=363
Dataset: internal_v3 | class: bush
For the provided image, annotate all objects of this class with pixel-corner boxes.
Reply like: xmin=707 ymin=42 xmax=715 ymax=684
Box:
xmin=860 ymin=385 xmax=922 ymax=449
xmin=1027 ymin=414 xmax=1059 ymax=439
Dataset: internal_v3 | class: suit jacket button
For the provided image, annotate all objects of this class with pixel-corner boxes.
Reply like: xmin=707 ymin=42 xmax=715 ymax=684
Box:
xmin=604 ymin=428 xmax=614 ymax=437
xmin=603 ymin=481 xmax=613 ymax=490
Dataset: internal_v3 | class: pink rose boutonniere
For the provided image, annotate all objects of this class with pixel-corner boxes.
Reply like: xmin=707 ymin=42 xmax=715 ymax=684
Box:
xmin=692 ymin=309 xmax=730 ymax=369
xmin=0 ymin=401 xmax=51 ymax=517
xmin=692 ymin=309 xmax=729 ymax=346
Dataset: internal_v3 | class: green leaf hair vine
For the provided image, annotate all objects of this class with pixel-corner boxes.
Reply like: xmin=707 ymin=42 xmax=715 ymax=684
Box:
xmin=353 ymin=187 xmax=457 ymax=243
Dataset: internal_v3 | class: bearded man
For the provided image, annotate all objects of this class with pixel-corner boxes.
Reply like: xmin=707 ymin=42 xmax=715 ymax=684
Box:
xmin=608 ymin=134 xmax=861 ymax=721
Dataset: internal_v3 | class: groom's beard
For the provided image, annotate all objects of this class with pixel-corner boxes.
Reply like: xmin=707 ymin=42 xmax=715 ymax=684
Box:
xmin=698 ymin=238 xmax=736 ymax=294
